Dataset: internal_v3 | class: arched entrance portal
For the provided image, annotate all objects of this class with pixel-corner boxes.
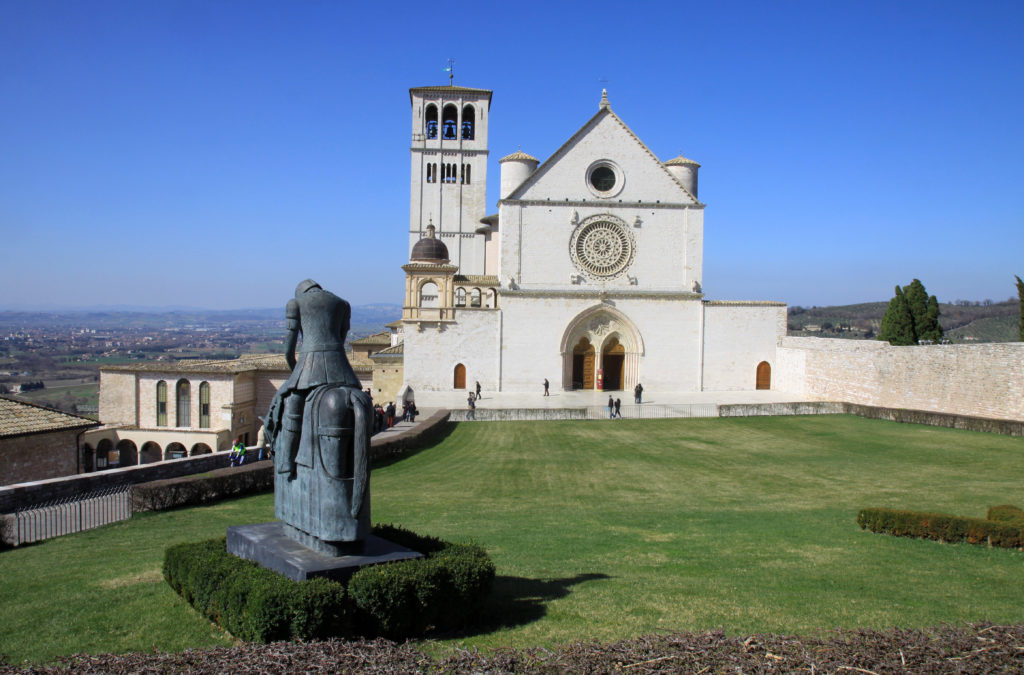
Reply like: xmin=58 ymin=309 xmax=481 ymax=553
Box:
xmin=571 ymin=338 xmax=596 ymax=390
xmin=602 ymin=337 xmax=625 ymax=391
xmin=561 ymin=305 xmax=644 ymax=391
xmin=756 ymin=361 xmax=771 ymax=390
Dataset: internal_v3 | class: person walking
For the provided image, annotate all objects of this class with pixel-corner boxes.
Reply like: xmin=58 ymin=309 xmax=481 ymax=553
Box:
xmin=635 ymin=382 xmax=644 ymax=404
xmin=543 ymin=378 xmax=550 ymax=396
xmin=475 ymin=381 xmax=482 ymax=400
xmin=608 ymin=395 xmax=614 ymax=419
xmin=466 ymin=394 xmax=476 ymax=420
xmin=614 ymin=398 xmax=621 ymax=418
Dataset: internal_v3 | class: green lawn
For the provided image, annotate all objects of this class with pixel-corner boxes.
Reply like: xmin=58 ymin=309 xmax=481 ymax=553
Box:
xmin=2 ymin=415 xmax=1024 ymax=664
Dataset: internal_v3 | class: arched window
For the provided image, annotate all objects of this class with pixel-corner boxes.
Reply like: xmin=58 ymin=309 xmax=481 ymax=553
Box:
xmin=471 ymin=288 xmax=482 ymax=307
xmin=426 ymin=163 xmax=433 ymax=183
xmin=463 ymin=164 xmax=471 ymax=184
xmin=442 ymin=104 xmax=458 ymax=139
xmin=175 ymin=379 xmax=190 ymax=427
xmin=420 ymin=281 xmax=438 ymax=308
xmin=455 ymin=287 xmax=466 ymax=307
xmin=487 ymin=289 xmax=497 ymax=308
xmin=199 ymin=381 xmax=210 ymax=428
xmin=425 ymin=104 xmax=438 ymax=139
xmin=156 ymin=380 xmax=167 ymax=426
xmin=453 ymin=363 xmax=466 ymax=389
xmin=461 ymin=105 xmax=475 ymax=140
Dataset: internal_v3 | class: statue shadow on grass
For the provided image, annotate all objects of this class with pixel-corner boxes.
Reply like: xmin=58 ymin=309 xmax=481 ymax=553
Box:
xmin=460 ymin=572 xmax=612 ymax=635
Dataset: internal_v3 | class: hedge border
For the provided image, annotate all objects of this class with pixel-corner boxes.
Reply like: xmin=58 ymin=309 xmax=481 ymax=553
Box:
xmin=857 ymin=507 xmax=1024 ymax=548
xmin=163 ymin=523 xmax=494 ymax=642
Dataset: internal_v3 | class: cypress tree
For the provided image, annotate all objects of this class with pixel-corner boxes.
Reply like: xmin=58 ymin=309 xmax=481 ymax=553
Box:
xmin=1016 ymin=275 xmax=1024 ymax=341
xmin=879 ymin=285 xmax=916 ymax=345
xmin=920 ymin=294 xmax=943 ymax=342
xmin=879 ymin=279 xmax=943 ymax=345
xmin=903 ymin=279 xmax=929 ymax=335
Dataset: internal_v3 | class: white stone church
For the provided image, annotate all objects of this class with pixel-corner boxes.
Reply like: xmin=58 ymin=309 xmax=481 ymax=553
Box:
xmin=396 ymin=85 xmax=785 ymax=398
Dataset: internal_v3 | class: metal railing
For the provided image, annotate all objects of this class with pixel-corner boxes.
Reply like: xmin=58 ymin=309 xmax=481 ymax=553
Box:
xmin=14 ymin=484 xmax=132 ymax=545
xmin=585 ymin=403 xmax=720 ymax=420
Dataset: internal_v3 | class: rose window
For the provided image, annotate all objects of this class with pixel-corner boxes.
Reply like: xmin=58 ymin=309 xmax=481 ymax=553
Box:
xmin=570 ymin=217 xmax=635 ymax=279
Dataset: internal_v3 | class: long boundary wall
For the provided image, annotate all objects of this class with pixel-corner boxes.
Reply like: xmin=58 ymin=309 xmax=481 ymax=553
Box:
xmin=777 ymin=337 xmax=1024 ymax=422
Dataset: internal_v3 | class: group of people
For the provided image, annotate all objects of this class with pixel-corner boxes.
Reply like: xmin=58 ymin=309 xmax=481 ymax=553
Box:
xmin=369 ymin=390 xmax=419 ymax=435
xmin=607 ymin=396 xmax=622 ymax=418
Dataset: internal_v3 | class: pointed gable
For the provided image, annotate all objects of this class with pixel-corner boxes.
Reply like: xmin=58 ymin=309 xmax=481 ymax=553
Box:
xmin=505 ymin=105 xmax=701 ymax=206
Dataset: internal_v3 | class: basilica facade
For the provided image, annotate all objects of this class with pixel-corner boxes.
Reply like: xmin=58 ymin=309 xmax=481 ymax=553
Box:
xmin=397 ymin=85 xmax=786 ymax=398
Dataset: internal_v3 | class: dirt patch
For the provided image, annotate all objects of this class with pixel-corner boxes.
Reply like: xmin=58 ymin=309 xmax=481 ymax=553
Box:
xmin=3 ymin=623 xmax=1022 ymax=673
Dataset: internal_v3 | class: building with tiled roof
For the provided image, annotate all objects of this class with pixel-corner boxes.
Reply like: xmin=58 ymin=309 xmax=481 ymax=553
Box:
xmin=87 ymin=351 xmax=372 ymax=470
xmin=1 ymin=396 xmax=98 ymax=485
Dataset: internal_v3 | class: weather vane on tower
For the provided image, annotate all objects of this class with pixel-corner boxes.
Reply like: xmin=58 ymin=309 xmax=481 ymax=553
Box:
xmin=445 ymin=58 xmax=455 ymax=85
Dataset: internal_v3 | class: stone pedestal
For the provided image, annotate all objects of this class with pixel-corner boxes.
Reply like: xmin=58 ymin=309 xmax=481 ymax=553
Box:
xmin=227 ymin=521 xmax=422 ymax=582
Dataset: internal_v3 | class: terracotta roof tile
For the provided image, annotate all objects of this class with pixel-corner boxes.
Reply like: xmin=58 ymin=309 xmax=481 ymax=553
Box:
xmin=0 ymin=396 xmax=98 ymax=438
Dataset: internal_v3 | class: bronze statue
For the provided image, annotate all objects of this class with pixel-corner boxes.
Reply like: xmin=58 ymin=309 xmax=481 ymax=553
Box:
xmin=264 ymin=280 xmax=372 ymax=554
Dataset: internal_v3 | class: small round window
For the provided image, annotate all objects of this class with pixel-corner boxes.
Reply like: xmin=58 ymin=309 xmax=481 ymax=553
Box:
xmin=590 ymin=166 xmax=616 ymax=192
xmin=586 ymin=161 xmax=623 ymax=198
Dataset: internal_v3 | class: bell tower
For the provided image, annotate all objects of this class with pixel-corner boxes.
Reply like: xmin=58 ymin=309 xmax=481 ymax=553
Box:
xmin=409 ymin=85 xmax=492 ymax=276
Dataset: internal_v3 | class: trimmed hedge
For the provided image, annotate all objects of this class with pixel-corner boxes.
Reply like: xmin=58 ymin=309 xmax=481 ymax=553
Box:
xmin=857 ymin=507 xmax=1024 ymax=549
xmin=135 ymin=464 xmax=273 ymax=512
xmin=986 ymin=504 xmax=1024 ymax=527
xmin=163 ymin=524 xmax=494 ymax=642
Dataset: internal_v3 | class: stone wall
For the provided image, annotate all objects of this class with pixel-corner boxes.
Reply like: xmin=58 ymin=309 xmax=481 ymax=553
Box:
xmin=0 ymin=450 xmax=232 ymax=513
xmin=0 ymin=429 xmax=82 ymax=486
xmin=777 ymin=337 xmax=1024 ymax=421
xmin=702 ymin=302 xmax=787 ymax=391
xmin=98 ymin=370 xmax=137 ymax=427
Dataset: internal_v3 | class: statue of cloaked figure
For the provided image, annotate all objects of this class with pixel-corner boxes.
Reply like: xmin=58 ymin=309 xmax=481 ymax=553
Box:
xmin=264 ymin=280 xmax=372 ymax=555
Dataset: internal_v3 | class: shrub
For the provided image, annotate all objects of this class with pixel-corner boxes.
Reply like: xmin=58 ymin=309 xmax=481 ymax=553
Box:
xmin=857 ymin=508 xmax=1024 ymax=548
xmin=987 ymin=504 xmax=1024 ymax=526
xmin=136 ymin=466 xmax=273 ymax=512
xmin=163 ymin=525 xmax=494 ymax=642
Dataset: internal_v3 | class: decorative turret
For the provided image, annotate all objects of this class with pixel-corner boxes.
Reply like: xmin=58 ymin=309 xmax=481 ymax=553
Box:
xmin=664 ymin=154 xmax=700 ymax=198
xmin=410 ymin=224 xmax=450 ymax=263
xmin=499 ymin=149 xmax=539 ymax=200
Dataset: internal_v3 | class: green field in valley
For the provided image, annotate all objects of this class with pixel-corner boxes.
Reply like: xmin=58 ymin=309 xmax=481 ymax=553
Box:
xmin=2 ymin=415 xmax=1024 ymax=664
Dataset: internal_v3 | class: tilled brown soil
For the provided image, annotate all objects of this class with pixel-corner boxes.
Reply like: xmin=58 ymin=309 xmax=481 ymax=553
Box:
xmin=3 ymin=624 xmax=1023 ymax=673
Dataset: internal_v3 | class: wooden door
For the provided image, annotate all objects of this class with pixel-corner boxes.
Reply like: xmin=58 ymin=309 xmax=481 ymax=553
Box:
xmin=453 ymin=363 xmax=466 ymax=389
xmin=756 ymin=361 xmax=771 ymax=390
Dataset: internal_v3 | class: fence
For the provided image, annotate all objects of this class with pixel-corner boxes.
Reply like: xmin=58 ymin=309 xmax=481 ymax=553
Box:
xmin=14 ymin=484 xmax=132 ymax=546
xmin=585 ymin=403 xmax=720 ymax=420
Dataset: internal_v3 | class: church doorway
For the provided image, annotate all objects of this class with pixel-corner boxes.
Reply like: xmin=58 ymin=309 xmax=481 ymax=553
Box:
xmin=453 ymin=363 xmax=466 ymax=389
xmin=571 ymin=338 xmax=595 ymax=389
xmin=756 ymin=361 xmax=771 ymax=390
xmin=602 ymin=338 xmax=625 ymax=390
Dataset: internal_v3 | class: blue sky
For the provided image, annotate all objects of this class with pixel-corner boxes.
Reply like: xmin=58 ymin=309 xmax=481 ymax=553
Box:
xmin=2 ymin=0 xmax=1022 ymax=310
